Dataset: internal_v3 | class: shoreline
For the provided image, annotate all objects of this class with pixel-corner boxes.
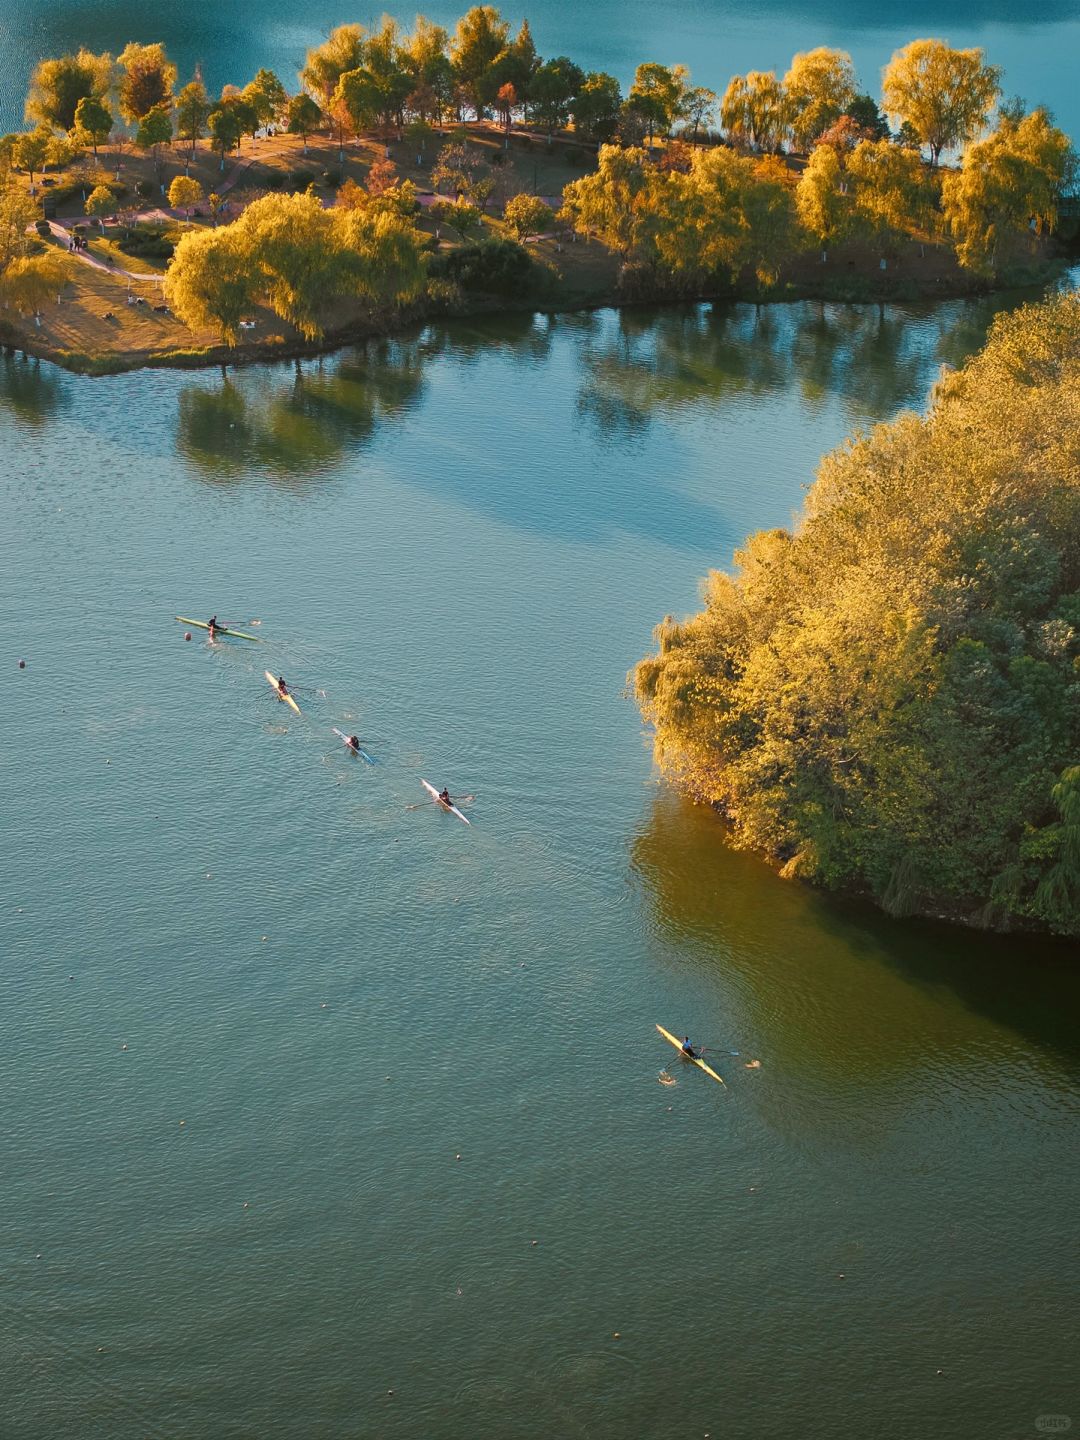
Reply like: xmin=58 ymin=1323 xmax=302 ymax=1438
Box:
xmin=2 ymin=260 xmax=1070 ymax=378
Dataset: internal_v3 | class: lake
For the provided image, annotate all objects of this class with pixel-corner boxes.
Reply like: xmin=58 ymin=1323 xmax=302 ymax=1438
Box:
xmin=2 ymin=0 xmax=1079 ymax=141
xmin=3 ymin=291 xmax=1079 ymax=1438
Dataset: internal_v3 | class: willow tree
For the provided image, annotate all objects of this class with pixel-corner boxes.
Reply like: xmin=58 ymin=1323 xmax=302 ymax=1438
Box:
xmin=720 ymin=71 xmax=788 ymax=152
xmin=165 ymin=191 xmax=425 ymax=342
xmin=783 ymin=48 xmax=856 ymax=151
xmin=795 ymin=143 xmax=852 ymax=260
xmin=941 ymin=108 xmax=1074 ymax=274
xmin=635 ymin=292 xmax=1080 ymax=934
xmin=300 ymin=25 xmax=366 ymax=112
xmin=882 ymin=39 xmax=1001 ymax=165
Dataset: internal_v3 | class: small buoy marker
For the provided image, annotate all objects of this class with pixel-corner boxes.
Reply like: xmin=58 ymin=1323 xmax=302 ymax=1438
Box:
xmin=184 ymin=631 xmax=192 ymax=641
xmin=18 ymin=659 xmax=26 ymax=668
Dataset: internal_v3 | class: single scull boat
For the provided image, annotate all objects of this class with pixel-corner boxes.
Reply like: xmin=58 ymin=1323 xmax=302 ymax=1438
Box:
xmin=421 ymin=778 xmax=470 ymax=825
xmin=656 ymin=1024 xmax=725 ymax=1085
xmin=265 ymin=670 xmax=301 ymax=715
xmin=176 ymin=616 xmax=262 ymax=642
xmin=332 ymin=728 xmax=375 ymax=764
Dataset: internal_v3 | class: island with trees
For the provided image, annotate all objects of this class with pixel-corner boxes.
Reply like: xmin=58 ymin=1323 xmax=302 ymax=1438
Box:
xmin=0 ymin=11 xmax=1075 ymax=373
xmin=634 ymin=291 xmax=1080 ymax=936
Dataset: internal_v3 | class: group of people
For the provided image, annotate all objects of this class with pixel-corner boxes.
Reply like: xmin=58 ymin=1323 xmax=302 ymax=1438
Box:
xmin=204 ymin=618 xmax=459 ymax=808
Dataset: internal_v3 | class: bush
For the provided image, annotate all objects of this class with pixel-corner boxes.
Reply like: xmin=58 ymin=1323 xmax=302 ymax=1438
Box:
xmin=115 ymin=223 xmax=176 ymax=260
xmin=322 ymin=168 xmax=342 ymax=188
xmin=264 ymin=171 xmax=283 ymax=190
xmin=428 ymin=237 xmax=540 ymax=297
xmin=288 ymin=169 xmax=312 ymax=190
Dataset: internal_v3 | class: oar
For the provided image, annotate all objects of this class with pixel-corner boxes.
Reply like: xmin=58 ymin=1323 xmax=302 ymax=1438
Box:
xmin=281 ymin=683 xmax=328 ymax=698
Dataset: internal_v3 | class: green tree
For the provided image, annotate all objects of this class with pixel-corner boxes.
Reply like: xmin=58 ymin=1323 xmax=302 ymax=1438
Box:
xmin=430 ymin=197 xmax=481 ymax=241
xmin=561 ymin=144 xmax=659 ymax=258
xmin=401 ymin=16 xmax=453 ymax=120
xmin=634 ymin=292 xmax=1080 ymax=934
xmin=363 ymin=17 xmax=413 ymax=128
xmin=488 ymin=20 xmax=538 ymax=114
xmin=571 ymin=73 xmax=622 ymax=144
xmin=941 ymin=107 xmax=1074 ymax=273
xmin=678 ymin=85 xmax=718 ymax=144
xmin=168 ymin=174 xmax=204 ymax=218
xmin=795 ymin=142 xmax=852 ymax=260
xmin=503 ymin=192 xmax=553 ymax=239
xmin=300 ymin=25 xmax=366 ymax=112
xmin=332 ymin=67 xmax=383 ymax=149
xmin=629 ymin=63 xmax=682 ymax=144
xmin=845 ymin=93 xmax=890 ymax=141
xmin=136 ymin=104 xmax=173 ymax=169
xmin=286 ymin=93 xmax=322 ymax=153
xmin=882 ymin=39 xmax=1001 ymax=166
xmin=720 ymin=72 xmax=788 ymax=152
xmin=207 ymin=102 xmax=245 ymax=170
xmin=531 ymin=58 xmax=585 ymax=141
xmin=85 ymin=182 xmax=117 ymax=229
xmin=26 ymin=50 xmax=113 ymax=132
xmin=450 ymin=6 xmax=510 ymax=118
xmin=783 ymin=48 xmax=856 ymax=150
xmin=117 ymin=42 xmax=177 ymax=125
xmin=243 ymin=69 xmax=288 ymax=132
xmin=176 ymin=80 xmax=212 ymax=159
xmin=163 ymin=225 xmax=255 ymax=340
xmin=73 ymin=95 xmax=113 ymax=159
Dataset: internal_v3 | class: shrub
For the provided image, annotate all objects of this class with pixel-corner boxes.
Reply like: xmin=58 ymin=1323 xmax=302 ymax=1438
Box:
xmin=322 ymin=167 xmax=342 ymax=188
xmin=428 ymin=237 xmax=540 ymax=296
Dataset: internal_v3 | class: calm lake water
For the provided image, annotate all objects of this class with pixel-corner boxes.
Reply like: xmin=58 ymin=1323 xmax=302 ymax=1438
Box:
xmin=3 ymin=291 xmax=1079 ymax=1439
xmin=2 ymin=0 xmax=1079 ymax=140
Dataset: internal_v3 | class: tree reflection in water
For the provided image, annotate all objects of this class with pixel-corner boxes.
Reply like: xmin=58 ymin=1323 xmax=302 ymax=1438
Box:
xmin=0 ymin=351 xmax=68 ymax=428
xmin=177 ymin=339 xmax=426 ymax=484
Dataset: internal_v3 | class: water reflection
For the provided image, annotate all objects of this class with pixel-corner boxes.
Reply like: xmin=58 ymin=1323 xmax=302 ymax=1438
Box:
xmin=176 ymin=340 xmax=426 ymax=483
xmin=574 ymin=293 xmax=1030 ymax=440
xmin=631 ymin=790 xmax=1080 ymax=1085
xmin=0 ymin=352 xmax=68 ymax=428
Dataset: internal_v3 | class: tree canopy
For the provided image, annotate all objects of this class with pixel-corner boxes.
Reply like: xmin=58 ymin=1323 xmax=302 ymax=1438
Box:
xmin=882 ymin=39 xmax=1001 ymax=165
xmin=635 ymin=293 xmax=1080 ymax=934
xmin=164 ymin=191 xmax=426 ymax=342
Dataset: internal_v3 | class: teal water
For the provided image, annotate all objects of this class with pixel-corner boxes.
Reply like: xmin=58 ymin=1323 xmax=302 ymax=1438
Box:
xmin=2 ymin=0 xmax=1079 ymax=140
xmin=3 ymin=296 xmax=1080 ymax=1439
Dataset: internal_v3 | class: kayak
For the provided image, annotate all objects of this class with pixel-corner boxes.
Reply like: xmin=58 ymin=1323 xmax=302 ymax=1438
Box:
xmin=332 ymin=728 xmax=375 ymax=764
xmin=421 ymin=778 xmax=470 ymax=825
xmin=265 ymin=669 xmax=301 ymax=715
xmin=176 ymin=616 xmax=262 ymax=642
xmin=656 ymin=1024 xmax=725 ymax=1085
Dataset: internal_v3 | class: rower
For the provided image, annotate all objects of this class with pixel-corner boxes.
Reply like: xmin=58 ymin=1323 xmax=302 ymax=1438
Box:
xmin=348 ymin=735 xmax=360 ymax=751
xmin=438 ymin=787 xmax=451 ymax=806
xmin=207 ymin=614 xmax=219 ymax=639
xmin=681 ymin=1036 xmax=700 ymax=1059
xmin=276 ymin=675 xmax=289 ymax=696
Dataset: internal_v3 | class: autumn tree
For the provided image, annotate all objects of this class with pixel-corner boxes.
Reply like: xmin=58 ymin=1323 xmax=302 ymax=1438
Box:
xmin=117 ymin=42 xmax=177 ymax=124
xmin=678 ymin=85 xmax=718 ymax=144
xmin=26 ymin=50 xmax=112 ymax=132
xmin=300 ymin=25 xmax=366 ymax=112
xmin=2 ymin=252 xmax=66 ymax=323
xmin=503 ymin=192 xmax=553 ymax=240
xmin=207 ymin=101 xmax=245 ymax=170
xmin=882 ymin=39 xmax=1001 ymax=165
xmin=847 ymin=139 xmax=938 ymax=256
xmin=721 ymin=72 xmax=788 ymax=152
xmin=783 ymin=48 xmax=856 ymax=150
xmin=168 ymin=174 xmax=204 ymax=218
xmin=85 ymin=183 xmax=117 ymax=229
xmin=795 ymin=142 xmax=852 ymax=260
xmin=13 ymin=127 xmax=51 ymax=184
xmin=941 ymin=107 xmax=1074 ymax=273
xmin=634 ymin=292 xmax=1080 ymax=934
